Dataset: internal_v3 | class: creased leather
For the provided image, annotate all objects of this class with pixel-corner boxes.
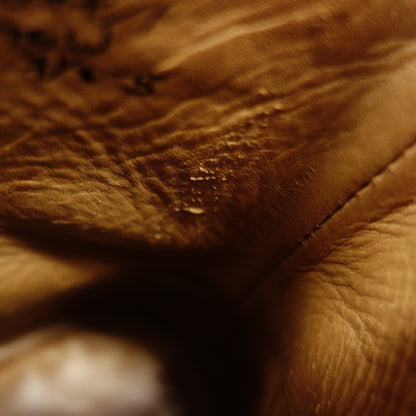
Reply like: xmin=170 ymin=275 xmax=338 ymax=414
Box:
xmin=1 ymin=0 xmax=416 ymax=415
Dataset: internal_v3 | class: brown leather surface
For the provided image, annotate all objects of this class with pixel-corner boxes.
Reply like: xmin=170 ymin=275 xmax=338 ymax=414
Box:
xmin=1 ymin=0 xmax=416 ymax=414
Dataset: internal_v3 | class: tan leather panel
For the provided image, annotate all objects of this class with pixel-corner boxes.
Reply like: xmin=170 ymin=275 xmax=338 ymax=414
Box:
xmin=243 ymin=138 xmax=416 ymax=415
xmin=1 ymin=1 xmax=416 ymax=415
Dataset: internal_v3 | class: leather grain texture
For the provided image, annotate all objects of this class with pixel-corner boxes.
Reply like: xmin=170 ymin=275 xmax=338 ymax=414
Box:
xmin=1 ymin=0 xmax=416 ymax=415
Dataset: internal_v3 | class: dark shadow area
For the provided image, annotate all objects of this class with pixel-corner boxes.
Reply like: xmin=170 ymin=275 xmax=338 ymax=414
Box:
xmin=0 ymin=219 xmax=235 ymax=277
xmin=0 ymin=271 xmax=261 ymax=416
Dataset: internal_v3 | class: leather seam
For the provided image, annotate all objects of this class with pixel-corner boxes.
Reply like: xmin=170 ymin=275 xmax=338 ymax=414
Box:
xmin=288 ymin=138 xmax=416 ymax=253
xmin=239 ymin=136 xmax=416 ymax=305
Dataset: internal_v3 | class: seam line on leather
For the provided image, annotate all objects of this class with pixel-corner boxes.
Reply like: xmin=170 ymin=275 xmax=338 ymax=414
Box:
xmin=238 ymin=136 xmax=416 ymax=306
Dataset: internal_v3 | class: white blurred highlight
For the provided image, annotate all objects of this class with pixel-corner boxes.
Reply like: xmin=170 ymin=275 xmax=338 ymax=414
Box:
xmin=0 ymin=326 xmax=180 ymax=416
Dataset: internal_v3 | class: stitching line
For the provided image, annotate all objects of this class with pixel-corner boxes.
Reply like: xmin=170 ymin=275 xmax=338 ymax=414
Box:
xmin=238 ymin=136 xmax=416 ymax=305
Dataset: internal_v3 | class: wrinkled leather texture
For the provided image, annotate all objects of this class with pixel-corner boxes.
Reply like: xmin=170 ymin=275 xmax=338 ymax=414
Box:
xmin=1 ymin=0 xmax=416 ymax=414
